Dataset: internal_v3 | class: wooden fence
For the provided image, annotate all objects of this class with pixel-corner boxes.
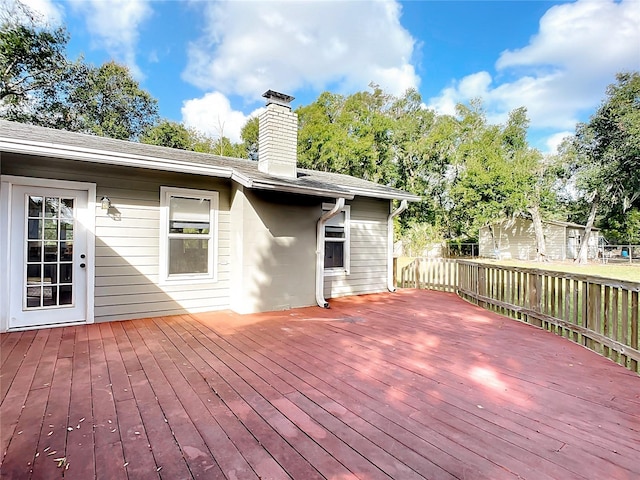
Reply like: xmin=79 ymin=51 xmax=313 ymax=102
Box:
xmin=397 ymin=257 xmax=459 ymax=292
xmin=398 ymin=258 xmax=640 ymax=374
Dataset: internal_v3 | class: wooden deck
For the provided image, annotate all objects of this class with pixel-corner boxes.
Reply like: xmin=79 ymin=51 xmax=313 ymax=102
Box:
xmin=1 ymin=289 xmax=639 ymax=479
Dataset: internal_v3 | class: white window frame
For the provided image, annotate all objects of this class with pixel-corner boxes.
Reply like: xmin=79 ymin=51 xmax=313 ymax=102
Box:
xmin=323 ymin=202 xmax=350 ymax=276
xmin=160 ymin=187 xmax=218 ymax=284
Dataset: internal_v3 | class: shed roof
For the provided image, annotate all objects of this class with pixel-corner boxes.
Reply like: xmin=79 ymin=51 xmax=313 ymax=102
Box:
xmin=0 ymin=120 xmax=420 ymax=202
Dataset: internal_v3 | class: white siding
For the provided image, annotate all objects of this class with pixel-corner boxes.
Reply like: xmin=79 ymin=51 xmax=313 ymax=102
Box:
xmin=2 ymin=154 xmax=232 ymax=323
xmin=324 ymin=197 xmax=389 ymax=298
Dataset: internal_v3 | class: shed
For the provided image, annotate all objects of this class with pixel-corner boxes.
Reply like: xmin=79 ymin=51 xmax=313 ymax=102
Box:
xmin=0 ymin=91 xmax=420 ymax=332
xmin=478 ymin=218 xmax=600 ymax=261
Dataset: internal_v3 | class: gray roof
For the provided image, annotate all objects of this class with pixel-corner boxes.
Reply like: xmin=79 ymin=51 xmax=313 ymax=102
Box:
xmin=0 ymin=120 xmax=420 ymax=202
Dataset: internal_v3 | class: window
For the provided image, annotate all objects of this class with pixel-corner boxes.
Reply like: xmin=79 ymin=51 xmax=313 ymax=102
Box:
xmin=323 ymin=203 xmax=350 ymax=275
xmin=160 ymin=187 xmax=218 ymax=283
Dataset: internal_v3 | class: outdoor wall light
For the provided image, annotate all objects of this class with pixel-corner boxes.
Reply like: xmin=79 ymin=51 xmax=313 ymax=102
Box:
xmin=100 ymin=196 xmax=111 ymax=210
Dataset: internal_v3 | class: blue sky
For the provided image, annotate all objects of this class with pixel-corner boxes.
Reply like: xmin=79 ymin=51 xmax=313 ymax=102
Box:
xmin=16 ymin=0 xmax=640 ymax=152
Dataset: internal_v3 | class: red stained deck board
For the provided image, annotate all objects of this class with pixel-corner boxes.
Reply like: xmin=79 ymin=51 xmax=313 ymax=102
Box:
xmin=30 ymin=356 xmax=74 ymax=480
xmin=328 ymin=302 xmax=640 ymax=416
xmin=0 ymin=330 xmax=51 ymax=461
xmin=234 ymin=321 xmax=515 ymax=480
xmin=65 ymin=327 xmax=96 ymax=480
xmin=1 ymin=290 xmax=639 ymax=480
xmin=146 ymin=317 xmax=314 ymax=480
xmin=186 ymin=315 xmax=457 ymax=479
xmin=236 ymin=312 xmax=604 ymax=480
xmin=99 ymin=323 xmax=135 ymax=405
xmin=126 ymin=369 xmax=193 ymax=480
xmin=173 ymin=314 xmax=362 ymax=480
xmin=110 ymin=322 xmax=143 ymax=375
xmin=0 ymin=382 xmax=49 ymax=479
xmin=115 ymin=397 xmax=162 ymax=479
xmin=125 ymin=319 xmax=227 ymax=479
xmin=318 ymin=300 xmax=633 ymax=468
xmin=94 ymin=441 xmax=127 ymax=480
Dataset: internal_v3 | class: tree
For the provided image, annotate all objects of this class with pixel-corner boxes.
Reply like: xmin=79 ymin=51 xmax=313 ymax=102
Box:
xmin=1 ymin=3 xmax=160 ymax=141
xmin=141 ymin=120 xmax=192 ymax=150
xmin=70 ymin=61 xmax=158 ymax=141
xmin=569 ymin=72 xmax=640 ymax=263
xmin=240 ymin=116 xmax=259 ymax=160
xmin=297 ymin=85 xmax=396 ymax=184
xmin=0 ymin=2 xmax=84 ymax=129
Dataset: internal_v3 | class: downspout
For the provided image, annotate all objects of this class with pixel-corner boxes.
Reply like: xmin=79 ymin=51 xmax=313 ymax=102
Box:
xmin=387 ymin=199 xmax=408 ymax=292
xmin=316 ymin=198 xmax=346 ymax=308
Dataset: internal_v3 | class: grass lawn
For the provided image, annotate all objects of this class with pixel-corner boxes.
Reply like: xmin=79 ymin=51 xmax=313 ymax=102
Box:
xmin=473 ymin=259 xmax=640 ymax=283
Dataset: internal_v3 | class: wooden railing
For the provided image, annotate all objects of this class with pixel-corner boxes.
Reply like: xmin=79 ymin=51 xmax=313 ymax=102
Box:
xmin=398 ymin=258 xmax=640 ymax=374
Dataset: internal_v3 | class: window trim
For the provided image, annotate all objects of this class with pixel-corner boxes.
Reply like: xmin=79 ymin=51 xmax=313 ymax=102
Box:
xmin=322 ymin=202 xmax=350 ymax=276
xmin=160 ymin=187 xmax=218 ymax=284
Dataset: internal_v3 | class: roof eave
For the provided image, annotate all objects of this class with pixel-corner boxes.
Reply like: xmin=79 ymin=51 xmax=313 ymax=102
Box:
xmin=337 ymin=185 xmax=421 ymax=202
xmin=249 ymin=179 xmax=355 ymax=200
xmin=0 ymin=137 xmax=235 ymax=179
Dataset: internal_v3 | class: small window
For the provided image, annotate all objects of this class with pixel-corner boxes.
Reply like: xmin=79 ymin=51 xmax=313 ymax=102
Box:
xmin=160 ymin=187 xmax=218 ymax=283
xmin=323 ymin=203 xmax=350 ymax=275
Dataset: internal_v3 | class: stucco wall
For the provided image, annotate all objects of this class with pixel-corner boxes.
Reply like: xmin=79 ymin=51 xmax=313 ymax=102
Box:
xmin=230 ymin=188 xmax=318 ymax=314
xmin=2 ymin=153 xmax=232 ymax=323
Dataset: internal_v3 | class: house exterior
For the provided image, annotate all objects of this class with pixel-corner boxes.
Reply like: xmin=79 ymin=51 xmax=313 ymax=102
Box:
xmin=0 ymin=91 xmax=419 ymax=332
xmin=478 ymin=218 xmax=600 ymax=261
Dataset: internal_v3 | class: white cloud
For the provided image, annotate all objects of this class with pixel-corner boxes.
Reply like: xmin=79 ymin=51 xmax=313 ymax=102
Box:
xmin=181 ymin=91 xmax=264 ymax=144
xmin=69 ymin=0 xmax=152 ymax=79
xmin=182 ymin=0 xmax=418 ymax=101
xmin=544 ymin=130 xmax=574 ymax=155
xmin=3 ymin=0 xmax=63 ymax=26
xmin=428 ymin=0 xmax=640 ymax=136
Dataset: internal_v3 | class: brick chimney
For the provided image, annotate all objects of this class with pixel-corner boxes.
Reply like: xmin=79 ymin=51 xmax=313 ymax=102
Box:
xmin=258 ymin=90 xmax=297 ymax=178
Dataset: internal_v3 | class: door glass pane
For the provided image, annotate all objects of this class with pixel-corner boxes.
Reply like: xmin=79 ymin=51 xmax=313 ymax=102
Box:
xmin=27 ymin=264 xmax=41 ymax=283
xmin=43 ymin=264 xmax=57 ymax=284
xmin=60 ymin=264 xmax=73 ymax=283
xmin=27 ymin=241 xmax=42 ymax=262
xmin=26 ymin=286 xmax=42 ymax=307
xmin=59 ymin=285 xmax=72 ymax=305
xmin=28 ymin=219 xmax=42 ymax=239
xmin=60 ymin=242 xmax=73 ymax=261
xmin=60 ymin=220 xmax=73 ymax=240
xmin=23 ymin=194 xmax=75 ymax=310
xmin=44 ymin=219 xmax=58 ymax=240
xmin=42 ymin=286 xmax=57 ymax=306
xmin=45 ymin=197 xmax=58 ymax=217
xmin=44 ymin=242 xmax=57 ymax=262
xmin=60 ymin=199 xmax=74 ymax=219
xmin=29 ymin=197 xmax=43 ymax=217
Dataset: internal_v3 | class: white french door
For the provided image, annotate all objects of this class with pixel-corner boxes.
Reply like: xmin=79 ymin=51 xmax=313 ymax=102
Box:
xmin=9 ymin=184 xmax=91 ymax=329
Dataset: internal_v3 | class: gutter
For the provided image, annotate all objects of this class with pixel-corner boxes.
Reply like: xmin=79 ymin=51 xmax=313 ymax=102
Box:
xmin=387 ymin=199 xmax=408 ymax=292
xmin=316 ymin=198 xmax=345 ymax=308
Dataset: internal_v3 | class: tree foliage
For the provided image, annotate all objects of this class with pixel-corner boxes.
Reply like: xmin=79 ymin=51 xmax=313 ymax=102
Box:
xmin=70 ymin=61 xmax=158 ymax=140
xmin=1 ymin=4 xmax=158 ymax=141
xmin=4 ymin=2 xmax=637 ymax=253
xmin=565 ymin=71 xmax=640 ymax=261
xmin=141 ymin=120 xmax=192 ymax=150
